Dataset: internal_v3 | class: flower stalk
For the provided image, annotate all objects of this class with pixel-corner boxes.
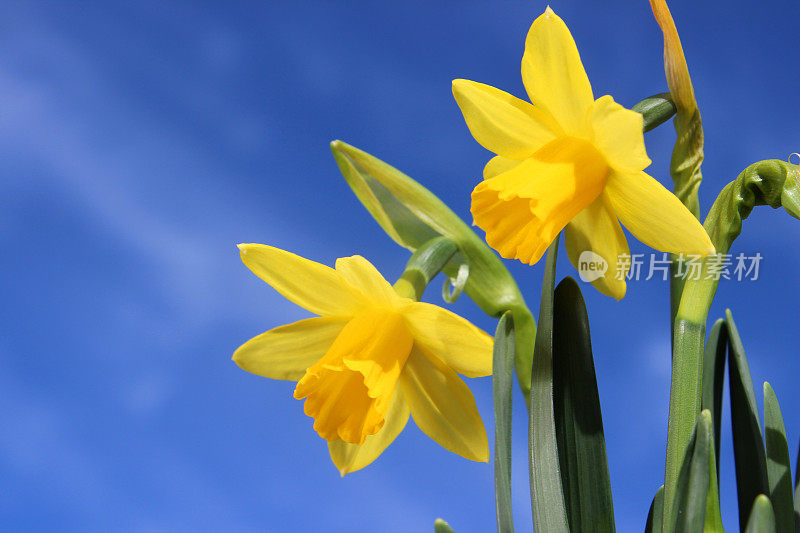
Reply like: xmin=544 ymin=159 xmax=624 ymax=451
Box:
xmin=393 ymin=237 xmax=459 ymax=300
xmin=663 ymin=159 xmax=800 ymax=528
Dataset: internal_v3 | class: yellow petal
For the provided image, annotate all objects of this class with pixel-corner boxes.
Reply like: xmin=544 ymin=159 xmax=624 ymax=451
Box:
xmin=483 ymin=155 xmax=522 ymax=179
xmin=471 ymin=138 xmax=608 ymax=264
xmin=605 ymin=171 xmax=714 ymax=256
xmin=334 ymin=255 xmax=400 ymax=307
xmin=452 ymin=79 xmax=559 ymax=160
xmin=328 ymin=388 xmax=410 ymax=475
xmin=565 ymin=195 xmax=629 ymax=300
xmin=521 ymin=7 xmax=594 ymax=135
xmin=588 ymin=95 xmax=651 ymax=172
xmin=238 ymin=244 xmax=363 ymax=317
xmin=399 ymin=346 xmax=488 ymax=462
xmin=402 ymin=302 xmax=493 ymax=378
xmin=233 ymin=316 xmax=348 ymax=380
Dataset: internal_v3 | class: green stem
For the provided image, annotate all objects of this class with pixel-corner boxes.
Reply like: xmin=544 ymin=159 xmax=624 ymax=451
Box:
xmin=632 ymin=93 xmax=677 ymax=133
xmin=668 ymin=257 xmax=686 ymax=345
xmin=662 ymin=159 xmax=800 ymax=530
xmin=632 ymin=93 xmax=689 ymax=344
xmin=663 ymin=260 xmax=720 ymax=531
xmin=392 ymin=236 xmax=457 ymax=300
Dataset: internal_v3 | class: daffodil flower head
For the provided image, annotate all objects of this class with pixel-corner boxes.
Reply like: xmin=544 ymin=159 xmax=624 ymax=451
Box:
xmin=453 ymin=7 xmax=714 ymax=299
xmin=233 ymin=243 xmax=492 ymax=474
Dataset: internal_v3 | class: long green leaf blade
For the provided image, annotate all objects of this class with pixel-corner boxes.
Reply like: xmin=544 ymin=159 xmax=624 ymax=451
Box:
xmin=699 ymin=318 xmax=725 ymax=531
xmin=529 ymin=239 xmax=568 ymax=532
xmin=704 ymin=423 xmax=725 ymax=533
xmin=672 ymin=411 xmax=712 ymax=532
xmin=552 ymin=277 xmax=614 ymax=532
xmin=727 ymin=310 xmax=770 ymax=530
xmin=493 ymin=311 xmax=515 ymax=533
xmin=645 ymin=486 xmax=665 ymax=533
xmin=744 ymin=496 xmax=777 ymax=533
xmin=794 ymin=440 xmax=799 ymax=531
xmin=763 ymin=382 xmax=794 ymax=533
xmin=702 ymin=318 xmax=728 ymax=477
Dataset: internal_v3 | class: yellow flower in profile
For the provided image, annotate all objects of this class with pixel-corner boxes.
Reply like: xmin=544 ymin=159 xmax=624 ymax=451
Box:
xmin=233 ymin=243 xmax=491 ymax=474
xmin=452 ymin=7 xmax=714 ymax=299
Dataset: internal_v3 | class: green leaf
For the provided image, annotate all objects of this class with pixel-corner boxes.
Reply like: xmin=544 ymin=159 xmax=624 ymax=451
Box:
xmin=493 ymin=311 xmax=515 ymax=533
xmin=727 ymin=310 xmax=770 ymax=528
xmin=528 ymin=238 xmax=568 ymax=533
xmin=671 ymin=410 xmax=712 ymax=533
xmin=702 ymin=318 xmax=728 ymax=479
xmin=330 ymin=140 xmax=537 ymax=395
xmin=763 ymin=383 xmax=794 ymax=533
xmin=632 ymin=92 xmax=677 ymax=133
xmin=645 ymin=486 xmax=665 ymax=533
xmin=794 ymin=440 xmax=799 ymax=531
xmin=704 ymin=424 xmax=725 ymax=533
xmin=699 ymin=317 xmax=726 ymax=531
xmin=434 ymin=518 xmax=455 ymax=533
xmin=744 ymin=495 xmax=777 ymax=533
xmin=552 ymin=277 xmax=614 ymax=533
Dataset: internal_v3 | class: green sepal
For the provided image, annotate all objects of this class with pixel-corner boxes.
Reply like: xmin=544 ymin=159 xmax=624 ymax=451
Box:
xmin=763 ymin=383 xmax=794 ymax=533
xmin=493 ymin=311 xmax=515 ymax=533
xmin=632 ymin=92 xmax=677 ymax=133
xmin=331 ymin=140 xmax=536 ymax=394
xmin=744 ymin=496 xmax=777 ymax=533
xmin=552 ymin=277 xmax=615 ymax=533
xmin=528 ymin=239 xmax=568 ymax=533
xmin=727 ymin=310 xmax=770 ymax=528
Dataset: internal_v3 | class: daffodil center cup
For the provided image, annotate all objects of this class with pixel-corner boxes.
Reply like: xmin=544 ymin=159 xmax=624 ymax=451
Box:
xmin=471 ymin=135 xmax=610 ymax=264
xmin=293 ymin=307 xmax=414 ymax=444
xmin=536 ymin=136 xmax=610 ymax=183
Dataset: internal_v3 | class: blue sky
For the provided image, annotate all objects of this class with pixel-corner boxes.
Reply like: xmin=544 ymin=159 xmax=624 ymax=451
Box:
xmin=1 ymin=1 xmax=798 ymax=531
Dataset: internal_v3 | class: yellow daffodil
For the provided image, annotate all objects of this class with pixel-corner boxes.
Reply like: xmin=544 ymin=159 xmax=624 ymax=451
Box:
xmin=452 ymin=7 xmax=714 ymax=299
xmin=233 ymin=243 xmax=492 ymax=474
